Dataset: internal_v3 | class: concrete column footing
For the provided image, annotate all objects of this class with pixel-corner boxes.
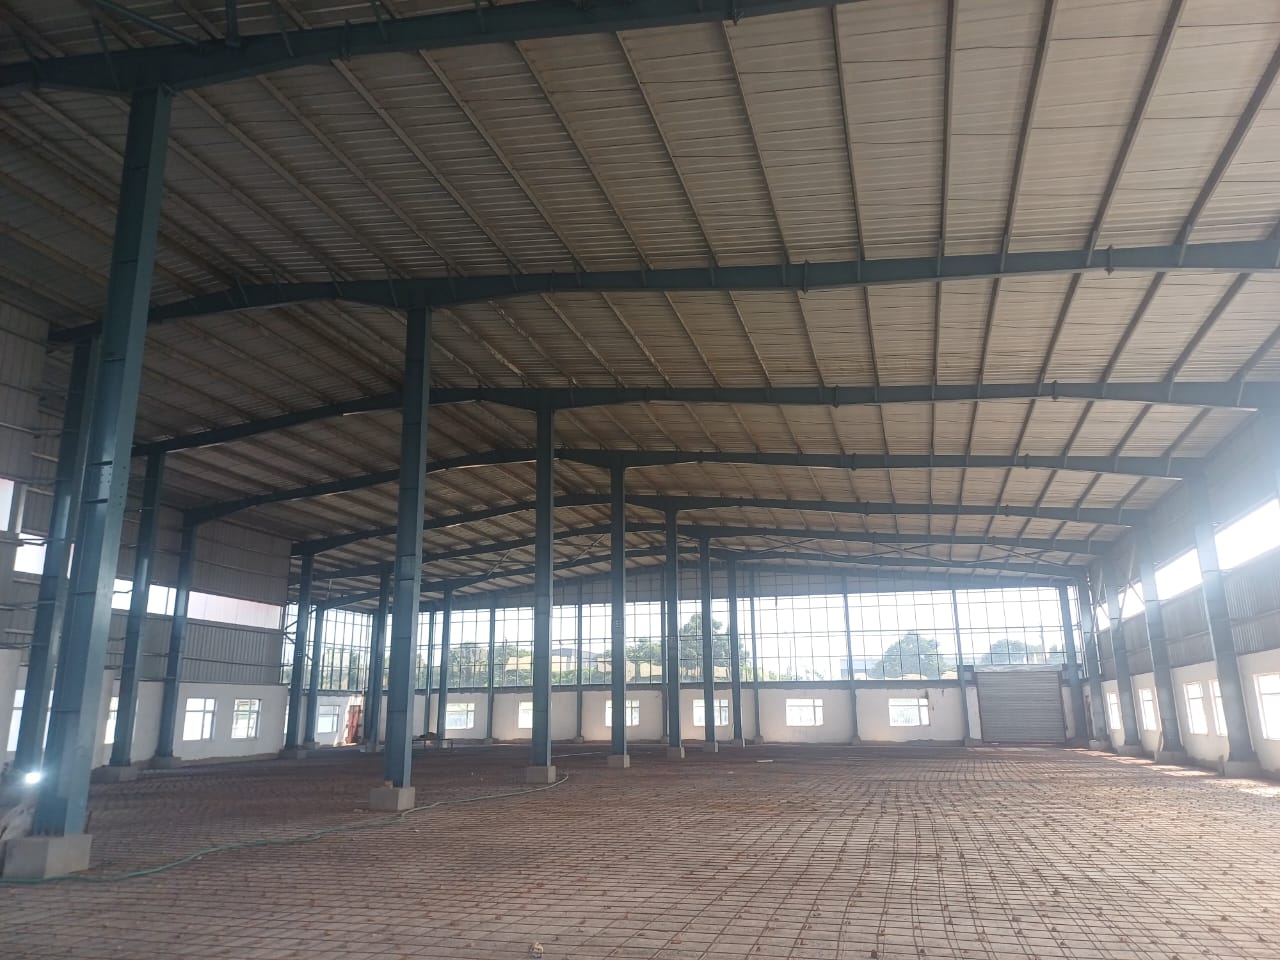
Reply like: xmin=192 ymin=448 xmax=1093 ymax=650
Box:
xmin=302 ymin=741 xmax=318 ymax=751
xmin=1087 ymin=740 xmax=1110 ymax=751
xmin=700 ymin=742 xmax=719 ymax=753
xmin=665 ymin=746 xmax=686 ymax=760
xmin=750 ymin=736 xmax=765 ymax=745
xmin=1117 ymin=745 xmax=1146 ymax=758
xmin=1221 ymin=759 xmax=1263 ymax=778
xmin=369 ymin=785 xmax=416 ymax=811
xmin=483 ymin=737 xmax=495 ymax=745
xmin=278 ymin=748 xmax=308 ymax=760
xmin=2 ymin=834 xmax=92 ymax=879
xmin=524 ymin=765 xmax=557 ymax=784
xmin=149 ymin=756 xmax=182 ymax=770
xmin=606 ymin=754 xmax=631 ymax=769
xmin=1154 ymin=750 xmax=1189 ymax=765
xmin=359 ymin=743 xmax=381 ymax=755
xmin=721 ymin=738 xmax=748 ymax=748
xmin=962 ymin=738 xmax=982 ymax=747
xmin=572 ymin=735 xmax=585 ymax=744
xmin=93 ymin=764 xmax=140 ymax=783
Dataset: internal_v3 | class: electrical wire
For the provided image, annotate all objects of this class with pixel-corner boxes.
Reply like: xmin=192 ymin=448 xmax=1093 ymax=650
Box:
xmin=0 ymin=773 xmax=568 ymax=886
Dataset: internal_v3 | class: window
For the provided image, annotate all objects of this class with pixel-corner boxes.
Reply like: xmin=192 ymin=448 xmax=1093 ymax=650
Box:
xmin=692 ymin=698 xmax=729 ymax=728
xmin=517 ymin=701 xmax=534 ymax=729
xmin=1257 ymin=674 xmax=1280 ymax=740
xmin=13 ymin=533 xmax=47 ymax=575
xmin=1212 ymin=679 xmax=1227 ymax=736
xmin=1106 ymin=691 xmax=1122 ymax=732
xmin=104 ymin=696 xmax=119 ymax=745
xmin=785 ymin=698 xmax=824 ymax=727
xmin=888 ymin=697 xmax=930 ymax=727
xmin=604 ymin=699 xmax=640 ymax=728
xmin=0 ymin=477 xmax=14 ymax=531
xmin=7 ymin=689 xmax=24 ymax=752
xmin=1217 ymin=499 xmax=1280 ymax=570
xmin=231 ymin=699 xmax=261 ymax=740
xmin=317 ymin=705 xmax=341 ymax=736
xmin=1138 ymin=689 xmax=1158 ymax=731
xmin=445 ymin=702 xmax=476 ymax=730
xmin=1184 ymin=682 xmax=1208 ymax=736
xmin=1155 ymin=551 xmax=1201 ymax=600
xmin=182 ymin=698 xmax=216 ymax=741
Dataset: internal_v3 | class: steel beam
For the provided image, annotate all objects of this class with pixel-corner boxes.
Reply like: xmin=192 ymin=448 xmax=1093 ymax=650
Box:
xmin=727 ymin=559 xmax=744 ymax=745
xmin=1058 ymin=585 xmax=1087 ymax=745
xmin=154 ymin=521 xmax=196 ymax=762
xmin=664 ymin=513 xmax=682 ymax=753
xmin=708 ymin=546 xmax=1071 ymax=579
xmin=116 ymin=238 xmax=1280 ymax=331
xmin=2 ymin=0 xmax=866 ymax=94
xmin=609 ymin=465 xmax=627 ymax=760
xmin=1186 ymin=475 xmax=1258 ymax=766
xmin=302 ymin=603 xmax=326 ymax=749
xmin=529 ymin=403 xmax=556 ymax=775
xmin=435 ymin=589 xmax=453 ymax=742
xmin=34 ymin=87 xmax=172 ymax=838
xmin=13 ymin=338 xmax=95 ymax=775
xmin=422 ymin=608 xmax=436 ymax=737
xmin=1134 ymin=528 xmax=1184 ymax=757
xmin=365 ymin=568 xmax=389 ymax=751
xmin=699 ymin=538 xmax=716 ymax=751
xmin=844 ymin=577 xmax=861 ymax=742
xmin=284 ymin=554 xmax=313 ymax=751
xmin=110 ymin=451 xmax=165 ymax=769
xmin=384 ymin=306 xmax=431 ymax=790
xmin=1102 ymin=566 xmax=1142 ymax=750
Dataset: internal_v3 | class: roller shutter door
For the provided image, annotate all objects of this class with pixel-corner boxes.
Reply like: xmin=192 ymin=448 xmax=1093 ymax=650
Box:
xmin=976 ymin=670 xmax=1066 ymax=744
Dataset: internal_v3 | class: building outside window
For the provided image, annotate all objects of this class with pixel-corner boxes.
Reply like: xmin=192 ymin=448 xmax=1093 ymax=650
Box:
xmin=1257 ymin=674 xmax=1280 ymax=740
xmin=1184 ymin=682 xmax=1209 ymax=736
xmin=604 ymin=700 xmax=640 ymax=727
xmin=446 ymin=702 xmax=476 ymax=730
xmin=693 ymin=698 xmax=729 ymax=727
xmin=785 ymin=698 xmax=823 ymax=727
xmin=104 ymin=696 xmax=119 ymax=745
xmin=231 ymin=699 xmax=261 ymax=740
xmin=317 ymin=705 xmax=341 ymax=736
xmin=7 ymin=690 xmax=24 ymax=752
xmin=1211 ymin=679 xmax=1227 ymax=736
xmin=182 ymin=698 xmax=216 ymax=741
xmin=1138 ymin=689 xmax=1158 ymax=732
xmin=517 ymin=700 xmax=534 ymax=729
xmin=888 ymin=697 xmax=929 ymax=727
xmin=1106 ymin=691 xmax=1122 ymax=731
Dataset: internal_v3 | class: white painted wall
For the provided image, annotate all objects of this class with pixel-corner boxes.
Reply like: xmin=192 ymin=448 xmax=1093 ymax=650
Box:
xmin=1238 ymin=648 xmax=1280 ymax=773
xmin=858 ymin=685 xmax=966 ymax=743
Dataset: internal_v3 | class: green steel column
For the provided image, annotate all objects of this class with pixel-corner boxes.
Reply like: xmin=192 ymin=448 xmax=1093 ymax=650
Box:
xmin=574 ymin=599 xmax=584 ymax=741
xmin=32 ymin=87 xmax=171 ymax=838
xmin=435 ymin=589 xmax=453 ymax=741
xmin=609 ymin=465 xmax=628 ymax=761
xmin=528 ymin=402 xmax=556 ymax=776
xmin=109 ymin=451 xmax=165 ymax=769
xmin=1186 ymin=474 xmax=1258 ymax=771
xmin=748 ymin=571 xmax=763 ymax=743
xmin=727 ymin=558 xmax=744 ymax=744
xmin=422 ymin=608 xmax=435 ymax=736
xmin=284 ymin=554 xmax=313 ymax=751
xmin=154 ymin=520 xmax=196 ymax=762
xmin=365 ymin=568 xmax=390 ymax=750
xmin=699 ymin=538 xmax=716 ymax=751
xmin=663 ymin=512 xmax=682 ymax=754
xmin=302 ymin=604 xmax=327 ymax=748
xmin=1078 ymin=577 xmax=1110 ymax=743
xmin=14 ymin=338 xmax=95 ymax=775
xmin=1103 ymin=567 xmax=1142 ymax=752
xmin=485 ymin=601 xmax=497 ymax=742
xmin=950 ymin=590 xmax=970 ymax=742
xmin=1133 ymin=529 xmax=1184 ymax=760
xmin=843 ymin=575 xmax=861 ymax=743
xmin=384 ymin=306 xmax=431 ymax=790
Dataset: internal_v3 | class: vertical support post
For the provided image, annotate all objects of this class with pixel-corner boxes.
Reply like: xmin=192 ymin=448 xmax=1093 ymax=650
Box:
xmin=284 ymin=554 xmax=313 ymax=753
xmin=1078 ymin=576 xmax=1110 ymax=746
xmin=842 ymin=575 xmax=860 ymax=743
xmin=727 ymin=558 xmax=744 ymax=746
xmin=1103 ymin=566 xmax=1143 ymax=754
xmin=664 ymin=512 xmax=683 ymax=758
xmin=1133 ymin=529 xmax=1185 ymax=762
xmin=378 ymin=305 xmax=431 ymax=805
xmin=29 ymin=87 xmax=172 ymax=851
xmin=364 ymin=567 xmax=389 ymax=751
xmin=1057 ymin=585 xmax=1087 ymax=747
xmin=109 ymin=451 xmax=165 ymax=771
xmin=574 ymin=597 xmax=584 ymax=742
xmin=153 ymin=519 xmax=195 ymax=765
xmin=1187 ymin=474 xmax=1259 ymax=774
xmin=698 ymin=537 xmax=717 ymax=752
xmin=749 ymin=571 xmax=763 ymax=743
xmin=485 ymin=601 xmax=496 ymax=743
xmin=950 ymin=590 xmax=971 ymax=743
xmin=435 ymin=589 xmax=453 ymax=743
xmin=14 ymin=338 xmax=95 ymax=775
xmin=422 ymin=607 xmax=435 ymax=736
xmin=302 ymin=604 xmax=327 ymax=749
xmin=608 ymin=465 xmax=628 ymax=765
xmin=526 ymin=402 xmax=556 ymax=782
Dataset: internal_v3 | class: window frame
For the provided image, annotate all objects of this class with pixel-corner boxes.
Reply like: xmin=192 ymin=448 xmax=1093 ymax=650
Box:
xmin=517 ymin=700 xmax=534 ymax=729
xmin=1256 ymin=673 xmax=1280 ymax=741
xmin=1138 ymin=688 xmax=1158 ymax=732
xmin=231 ymin=698 xmax=261 ymax=740
xmin=1183 ymin=682 xmax=1208 ymax=736
xmin=182 ymin=697 xmax=217 ymax=742
xmin=692 ymin=698 xmax=730 ymax=728
xmin=316 ymin=704 xmax=341 ymax=736
xmin=1211 ymin=679 xmax=1227 ymax=736
xmin=784 ymin=697 xmax=824 ymax=727
xmin=1106 ymin=691 xmax=1122 ymax=732
xmin=604 ymin=699 xmax=641 ymax=728
xmin=887 ymin=696 xmax=930 ymax=728
xmin=445 ymin=702 xmax=476 ymax=731
xmin=104 ymin=695 xmax=119 ymax=745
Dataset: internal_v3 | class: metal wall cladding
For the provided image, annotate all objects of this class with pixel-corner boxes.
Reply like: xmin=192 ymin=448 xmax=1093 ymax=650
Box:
xmin=1167 ymin=633 xmax=1215 ymax=670
xmin=0 ymin=302 xmax=44 ymax=478
xmin=1225 ymin=553 xmax=1280 ymax=621
xmin=181 ymin=622 xmax=283 ymax=686
xmin=1163 ymin=589 xmax=1209 ymax=643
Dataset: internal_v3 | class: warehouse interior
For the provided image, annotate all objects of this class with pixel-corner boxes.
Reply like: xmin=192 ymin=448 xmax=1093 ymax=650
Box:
xmin=3 ymin=0 xmax=1280 ymax=955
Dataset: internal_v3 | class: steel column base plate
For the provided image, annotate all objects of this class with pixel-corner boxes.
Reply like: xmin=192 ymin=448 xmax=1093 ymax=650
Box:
xmin=665 ymin=746 xmax=686 ymax=760
xmin=524 ymin=765 xmax=557 ymax=784
xmin=1221 ymin=759 xmax=1263 ymax=778
xmin=93 ymin=764 xmax=140 ymax=783
xmin=149 ymin=755 xmax=182 ymax=769
xmin=368 ymin=786 xmax=416 ymax=811
xmin=606 ymin=754 xmax=631 ymax=769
